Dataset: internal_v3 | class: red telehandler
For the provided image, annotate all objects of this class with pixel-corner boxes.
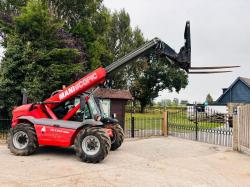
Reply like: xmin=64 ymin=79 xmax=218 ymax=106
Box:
xmin=7 ymin=21 xmax=236 ymax=163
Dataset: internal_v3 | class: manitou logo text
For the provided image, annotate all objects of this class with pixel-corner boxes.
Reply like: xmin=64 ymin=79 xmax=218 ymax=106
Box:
xmin=59 ymin=73 xmax=98 ymax=100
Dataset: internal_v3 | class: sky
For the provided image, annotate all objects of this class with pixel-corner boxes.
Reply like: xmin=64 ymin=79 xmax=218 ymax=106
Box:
xmin=104 ymin=0 xmax=250 ymax=103
xmin=0 ymin=0 xmax=249 ymax=104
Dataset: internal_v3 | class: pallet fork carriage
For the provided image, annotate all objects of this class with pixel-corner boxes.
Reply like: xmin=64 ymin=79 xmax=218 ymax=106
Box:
xmin=8 ymin=21 xmax=238 ymax=163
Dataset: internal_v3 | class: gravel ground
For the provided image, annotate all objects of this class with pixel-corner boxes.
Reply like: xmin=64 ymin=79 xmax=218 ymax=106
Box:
xmin=0 ymin=137 xmax=250 ymax=187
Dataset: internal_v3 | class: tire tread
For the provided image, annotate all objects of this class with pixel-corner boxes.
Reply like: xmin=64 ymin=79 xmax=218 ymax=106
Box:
xmin=8 ymin=123 xmax=38 ymax=156
xmin=110 ymin=124 xmax=124 ymax=151
xmin=74 ymin=127 xmax=111 ymax=163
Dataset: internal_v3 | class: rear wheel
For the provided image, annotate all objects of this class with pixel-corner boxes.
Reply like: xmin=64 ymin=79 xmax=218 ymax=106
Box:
xmin=109 ymin=124 xmax=124 ymax=151
xmin=74 ymin=127 xmax=111 ymax=163
xmin=8 ymin=123 xmax=38 ymax=156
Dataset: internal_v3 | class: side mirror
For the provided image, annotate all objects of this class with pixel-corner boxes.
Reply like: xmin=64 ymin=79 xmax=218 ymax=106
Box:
xmin=80 ymin=95 xmax=86 ymax=111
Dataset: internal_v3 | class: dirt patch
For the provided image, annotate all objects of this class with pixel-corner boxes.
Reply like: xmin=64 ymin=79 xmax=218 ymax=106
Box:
xmin=0 ymin=137 xmax=250 ymax=187
xmin=0 ymin=139 xmax=7 ymax=144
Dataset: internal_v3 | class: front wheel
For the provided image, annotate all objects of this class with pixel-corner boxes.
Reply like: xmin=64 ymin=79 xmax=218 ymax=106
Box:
xmin=74 ymin=127 xmax=111 ymax=163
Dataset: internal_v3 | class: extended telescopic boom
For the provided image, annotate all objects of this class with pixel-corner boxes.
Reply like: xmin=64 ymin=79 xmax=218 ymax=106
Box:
xmin=106 ymin=21 xmax=191 ymax=73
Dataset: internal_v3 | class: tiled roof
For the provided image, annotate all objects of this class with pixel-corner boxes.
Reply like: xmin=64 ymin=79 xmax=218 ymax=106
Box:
xmin=94 ymin=88 xmax=132 ymax=100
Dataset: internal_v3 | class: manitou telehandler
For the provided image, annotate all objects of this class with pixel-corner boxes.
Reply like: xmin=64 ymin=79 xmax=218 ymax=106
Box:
xmin=7 ymin=21 xmax=237 ymax=163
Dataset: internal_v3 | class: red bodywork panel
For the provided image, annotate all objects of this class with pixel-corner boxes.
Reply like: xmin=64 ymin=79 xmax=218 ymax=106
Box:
xmin=12 ymin=104 xmax=47 ymax=126
xmin=11 ymin=67 xmax=110 ymax=147
xmin=35 ymin=125 xmax=77 ymax=147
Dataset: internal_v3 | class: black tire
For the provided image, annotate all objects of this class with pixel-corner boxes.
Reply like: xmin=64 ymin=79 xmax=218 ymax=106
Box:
xmin=74 ymin=127 xmax=111 ymax=163
xmin=8 ymin=123 xmax=38 ymax=156
xmin=110 ymin=124 xmax=124 ymax=151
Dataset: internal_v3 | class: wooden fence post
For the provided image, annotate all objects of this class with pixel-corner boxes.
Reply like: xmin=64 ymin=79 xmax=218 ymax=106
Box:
xmin=162 ymin=111 xmax=167 ymax=136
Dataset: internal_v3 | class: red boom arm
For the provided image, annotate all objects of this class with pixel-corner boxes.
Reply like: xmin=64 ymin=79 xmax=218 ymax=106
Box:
xmin=45 ymin=67 xmax=107 ymax=109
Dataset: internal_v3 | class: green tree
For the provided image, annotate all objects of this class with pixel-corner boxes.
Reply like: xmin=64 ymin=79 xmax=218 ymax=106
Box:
xmin=105 ymin=9 xmax=140 ymax=88
xmin=0 ymin=0 xmax=27 ymax=45
xmin=206 ymin=94 xmax=213 ymax=104
xmin=130 ymin=58 xmax=188 ymax=112
xmin=0 ymin=0 xmax=83 ymax=112
xmin=0 ymin=0 xmax=189 ymax=114
xmin=0 ymin=0 xmax=104 ymax=71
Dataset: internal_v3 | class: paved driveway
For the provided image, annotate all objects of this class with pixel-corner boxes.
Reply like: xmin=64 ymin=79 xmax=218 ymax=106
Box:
xmin=0 ymin=137 xmax=250 ymax=187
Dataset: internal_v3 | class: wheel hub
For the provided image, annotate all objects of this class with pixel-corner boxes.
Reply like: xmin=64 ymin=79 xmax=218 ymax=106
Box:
xmin=82 ymin=135 xmax=100 ymax=156
xmin=13 ymin=131 xmax=29 ymax=149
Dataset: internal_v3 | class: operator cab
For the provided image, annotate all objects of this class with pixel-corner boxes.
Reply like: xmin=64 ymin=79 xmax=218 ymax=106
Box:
xmin=74 ymin=94 xmax=102 ymax=122
xmin=52 ymin=90 xmax=118 ymax=125
xmin=78 ymin=93 xmax=118 ymax=124
xmin=53 ymin=93 xmax=102 ymax=121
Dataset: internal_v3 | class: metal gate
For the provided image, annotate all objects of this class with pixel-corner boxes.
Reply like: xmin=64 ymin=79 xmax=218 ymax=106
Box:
xmin=167 ymin=106 xmax=232 ymax=147
xmin=125 ymin=116 xmax=163 ymax=138
xmin=0 ymin=113 xmax=11 ymax=139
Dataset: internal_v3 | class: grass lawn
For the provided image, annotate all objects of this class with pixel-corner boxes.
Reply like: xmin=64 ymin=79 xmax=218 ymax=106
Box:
xmin=125 ymin=113 xmax=162 ymax=130
xmin=125 ymin=112 xmax=224 ymax=131
xmin=125 ymin=113 xmax=162 ymax=118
